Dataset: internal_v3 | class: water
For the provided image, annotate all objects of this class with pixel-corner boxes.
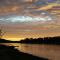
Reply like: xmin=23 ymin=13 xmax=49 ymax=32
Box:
xmin=0 ymin=43 xmax=60 ymax=60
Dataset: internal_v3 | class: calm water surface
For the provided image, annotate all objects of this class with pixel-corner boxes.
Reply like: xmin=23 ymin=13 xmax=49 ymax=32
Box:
xmin=0 ymin=43 xmax=60 ymax=60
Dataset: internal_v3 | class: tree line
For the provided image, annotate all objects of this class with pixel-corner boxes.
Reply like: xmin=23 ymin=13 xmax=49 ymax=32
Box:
xmin=19 ymin=36 xmax=60 ymax=45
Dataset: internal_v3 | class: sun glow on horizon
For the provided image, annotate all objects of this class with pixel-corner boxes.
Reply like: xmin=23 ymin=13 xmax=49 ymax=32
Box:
xmin=3 ymin=38 xmax=25 ymax=41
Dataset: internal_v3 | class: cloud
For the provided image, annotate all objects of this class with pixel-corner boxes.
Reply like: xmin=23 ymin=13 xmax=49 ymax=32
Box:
xmin=0 ymin=0 xmax=60 ymax=40
xmin=0 ymin=0 xmax=59 ymax=17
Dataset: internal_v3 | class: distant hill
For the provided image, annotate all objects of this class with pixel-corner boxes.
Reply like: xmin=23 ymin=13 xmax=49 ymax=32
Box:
xmin=19 ymin=36 xmax=60 ymax=45
xmin=0 ymin=39 xmax=18 ymax=43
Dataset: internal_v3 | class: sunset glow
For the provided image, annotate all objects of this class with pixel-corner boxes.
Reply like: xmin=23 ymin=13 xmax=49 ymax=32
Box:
xmin=0 ymin=0 xmax=60 ymax=41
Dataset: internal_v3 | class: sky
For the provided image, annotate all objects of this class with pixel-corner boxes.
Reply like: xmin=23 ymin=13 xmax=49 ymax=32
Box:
xmin=0 ymin=0 xmax=60 ymax=41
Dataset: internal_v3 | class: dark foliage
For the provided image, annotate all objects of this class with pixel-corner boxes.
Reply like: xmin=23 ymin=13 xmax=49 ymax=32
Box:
xmin=0 ymin=36 xmax=60 ymax=45
xmin=19 ymin=36 xmax=60 ymax=45
xmin=0 ymin=39 xmax=19 ymax=43
xmin=0 ymin=45 xmax=48 ymax=60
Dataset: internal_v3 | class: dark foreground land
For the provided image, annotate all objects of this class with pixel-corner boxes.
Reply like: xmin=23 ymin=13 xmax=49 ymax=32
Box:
xmin=0 ymin=45 xmax=48 ymax=60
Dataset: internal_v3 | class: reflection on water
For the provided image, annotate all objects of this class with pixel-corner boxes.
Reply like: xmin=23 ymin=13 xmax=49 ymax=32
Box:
xmin=0 ymin=43 xmax=60 ymax=60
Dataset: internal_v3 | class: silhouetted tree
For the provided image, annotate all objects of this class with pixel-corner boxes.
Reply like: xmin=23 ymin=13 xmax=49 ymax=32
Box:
xmin=19 ymin=36 xmax=60 ymax=45
xmin=0 ymin=25 xmax=5 ymax=39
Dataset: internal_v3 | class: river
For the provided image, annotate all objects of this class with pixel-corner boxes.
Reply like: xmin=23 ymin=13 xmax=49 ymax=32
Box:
xmin=0 ymin=43 xmax=60 ymax=60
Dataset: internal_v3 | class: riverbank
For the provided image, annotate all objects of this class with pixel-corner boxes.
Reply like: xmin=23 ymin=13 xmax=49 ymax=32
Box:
xmin=0 ymin=45 xmax=48 ymax=60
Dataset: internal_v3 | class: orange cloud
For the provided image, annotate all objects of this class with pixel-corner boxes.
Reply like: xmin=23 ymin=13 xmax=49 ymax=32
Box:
xmin=0 ymin=5 xmax=20 ymax=15
xmin=37 ymin=3 xmax=60 ymax=11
